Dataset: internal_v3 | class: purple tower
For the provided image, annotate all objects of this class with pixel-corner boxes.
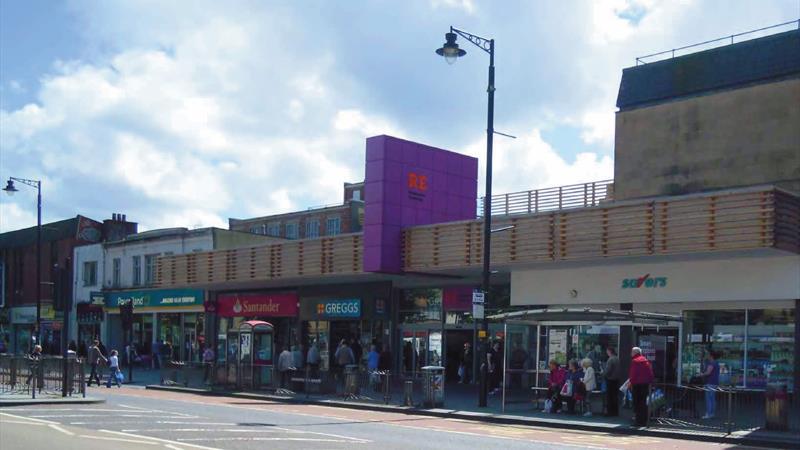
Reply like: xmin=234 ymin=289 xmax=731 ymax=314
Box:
xmin=363 ymin=135 xmax=479 ymax=273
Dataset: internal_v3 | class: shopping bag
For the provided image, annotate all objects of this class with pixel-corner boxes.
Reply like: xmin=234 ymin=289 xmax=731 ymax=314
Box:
xmin=560 ymin=380 xmax=573 ymax=397
xmin=543 ymin=398 xmax=553 ymax=413
xmin=620 ymin=378 xmax=631 ymax=392
xmin=458 ymin=365 xmax=465 ymax=379
xmin=116 ymin=371 xmax=125 ymax=383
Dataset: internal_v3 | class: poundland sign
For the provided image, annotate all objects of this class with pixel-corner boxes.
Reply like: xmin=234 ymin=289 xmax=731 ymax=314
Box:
xmin=106 ymin=289 xmax=204 ymax=308
xmin=316 ymin=299 xmax=361 ymax=319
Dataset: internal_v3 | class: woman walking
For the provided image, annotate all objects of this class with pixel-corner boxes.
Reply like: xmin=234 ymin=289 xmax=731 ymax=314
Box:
xmin=106 ymin=350 xmax=122 ymax=388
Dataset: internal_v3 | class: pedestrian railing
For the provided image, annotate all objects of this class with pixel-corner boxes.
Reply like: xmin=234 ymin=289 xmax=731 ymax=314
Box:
xmin=648 ymin=383 xmax=799 ymax=433
xmin=0 ymin=355 xmax=86 ymax=398
xmin=479 ymin=179 xmax=613 ymax=217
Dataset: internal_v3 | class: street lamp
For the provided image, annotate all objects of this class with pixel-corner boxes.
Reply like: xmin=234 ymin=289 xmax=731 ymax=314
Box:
xmin=4 ymin=177 xmax=43 ymax=350
xmin=436 ymin=26 xmax=495 ymax=407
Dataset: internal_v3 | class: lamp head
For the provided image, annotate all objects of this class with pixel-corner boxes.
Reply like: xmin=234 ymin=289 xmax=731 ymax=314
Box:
xmin=436 ymin=32 xmax=466 ymax=64
xmin=3 ymin=179 xmax=17 ymax=196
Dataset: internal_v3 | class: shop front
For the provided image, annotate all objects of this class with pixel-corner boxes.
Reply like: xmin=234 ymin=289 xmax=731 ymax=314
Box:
xmin=10 ymin=306 xmax=37 ymax=353
xmin=510 ymin=253 xmax=799 ymax=391
xmin=299 ymin=282 xmax=392 ymax=375
xmin=210 ymin=291 xmax=298 ymax=379
xmin=105 ymin=288 xmax=205 ymax=365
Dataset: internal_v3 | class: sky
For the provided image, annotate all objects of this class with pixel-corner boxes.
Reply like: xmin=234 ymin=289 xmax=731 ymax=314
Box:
xmin=1 ymin=0 xmax=798 ymax=233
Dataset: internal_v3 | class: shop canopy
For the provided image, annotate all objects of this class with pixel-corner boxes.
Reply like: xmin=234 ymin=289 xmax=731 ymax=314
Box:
xmin=488 ymin=308 xmax=682 ymax=326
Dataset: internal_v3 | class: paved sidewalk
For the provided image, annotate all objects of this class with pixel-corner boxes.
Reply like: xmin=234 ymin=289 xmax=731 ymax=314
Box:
xmin=143 ymin=381 xmax=800 ymax=449
xmin=0 ymin=393 xmax=105 ymax=406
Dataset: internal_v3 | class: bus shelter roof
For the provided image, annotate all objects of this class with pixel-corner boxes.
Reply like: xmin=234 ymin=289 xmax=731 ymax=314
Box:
xmin=488 ymin=308 xmax=682 ymax=326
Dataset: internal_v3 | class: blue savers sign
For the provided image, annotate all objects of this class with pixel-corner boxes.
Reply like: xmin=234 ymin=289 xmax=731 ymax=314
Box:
xmin=316 ymin=299 xmax=361 ymax=319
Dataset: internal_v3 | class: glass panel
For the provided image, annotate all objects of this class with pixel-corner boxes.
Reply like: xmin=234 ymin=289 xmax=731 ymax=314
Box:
xmin=576 ymin=325 xmax=620 ymax=374
xmin=399 ymin=289 xmax=442 ymax=324
xmin=747 ymin=308 xmax=794 ymax=391
xmin=682 ymin=310 xmax=746 ymax=386
xmin=428 ymin=331 xmax=442 ymax=366
xmin=159 ymin=313 xmax=182 ymax=361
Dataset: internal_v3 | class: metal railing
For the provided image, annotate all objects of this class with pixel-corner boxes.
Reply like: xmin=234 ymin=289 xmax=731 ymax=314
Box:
xmin=0 ymin=355 xmax=86 ymax=398
xmin=648 ymin=383 xmax=799 ymax=433
xmin=479 ymin=180 xmax=613 ymax=217
xmin=636 ymin=20 xmax=800 ymax=65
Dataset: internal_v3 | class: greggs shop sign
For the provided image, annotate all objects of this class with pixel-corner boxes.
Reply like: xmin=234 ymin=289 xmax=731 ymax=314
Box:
xmin=215 ymin=293 xmax=298 ymax=317
xmin=316 ymin=299 xmax=361 ymax=319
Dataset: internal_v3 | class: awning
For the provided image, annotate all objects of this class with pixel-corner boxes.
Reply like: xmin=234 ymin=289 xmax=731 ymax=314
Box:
xmin=488 ymin=308 xmax=682 ymax=326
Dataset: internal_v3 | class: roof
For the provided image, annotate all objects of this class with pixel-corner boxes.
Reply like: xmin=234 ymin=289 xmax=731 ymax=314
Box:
xmin=0 ymin=216 xmax=80 ymax=249
xmin=488 ymin=308 xmax=682 ymax=325
xmin=616 ymin=29 xmax=800 ymax=110
xmin=104 ymin=227 xmax=212 ymax=246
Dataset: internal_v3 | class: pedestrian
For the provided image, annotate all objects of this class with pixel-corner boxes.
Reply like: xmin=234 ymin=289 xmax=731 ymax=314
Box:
xmin=604 ymin=347 xmax=621 ymax=416
xmin=306 ymin=341 xmax=320 ymax=377
xmin=87 ymin=340 xmax=107 ymax=387
xmin=488 ymin=341 xmax=502 ymax=394
xmin=629 ymin=347 xmax=654 ymax=427
xmin=153 ymin=339 xmax=162 ymax=369
xmin=378 ymin=344 xmax=392 ymax=371
xmin=565 ymin=359 xmax=584 ymax=414
xmin=460 ymin=342 xmax=472 ymax=384
xmin=163 ymin=341 xmax=174 ymax=363
xmin=106 ymin=349 xmax=122 ymax=388
xmin=350 ymin=338 xmax=363 ymax=366
xmin=581 ymin=358 xmax=597 ymax=416
xmin=278 ymin=345 xmax=293 ymax=389
xmin=202 ymin=345 xmax=215 ymax=383
xmin=701 ymin=350 xmax=720 ymax=419
xmin=25 ymin=345 xmax=43 ymax=385
xmin=334 ymin=339 xmax=354 ymax=387
xmin=545 ymin=360 xmax=566 ymax=413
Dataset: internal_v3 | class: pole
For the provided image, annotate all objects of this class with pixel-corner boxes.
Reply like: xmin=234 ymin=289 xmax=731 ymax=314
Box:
xmin=478 ymin=38 xmax=495 ymax=408
xmin=502 ymin=321 xmax=507 ymax=412
xmin=36 ymin=183 xmax=42 ymax=349
xmin=62 ymin=264 xmax=71 ymax=397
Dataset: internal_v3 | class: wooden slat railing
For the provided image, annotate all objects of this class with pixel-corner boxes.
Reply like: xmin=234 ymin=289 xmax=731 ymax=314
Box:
xmin=404 ymin=187 xmax=797 ymax=271
xmin=156 ymin=187 xmax=798 ymax=287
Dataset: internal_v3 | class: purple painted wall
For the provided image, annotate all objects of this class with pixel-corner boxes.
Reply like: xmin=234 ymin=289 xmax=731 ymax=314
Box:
xmin=363 ymin=135 xmax=478 ymax=273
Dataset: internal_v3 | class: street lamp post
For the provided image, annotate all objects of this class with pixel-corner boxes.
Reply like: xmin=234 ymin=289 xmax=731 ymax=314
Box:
xmin=436 ymin=27 xmax=495 ymax=407
xmin=4 ymin=177 xmax=43 ymax=350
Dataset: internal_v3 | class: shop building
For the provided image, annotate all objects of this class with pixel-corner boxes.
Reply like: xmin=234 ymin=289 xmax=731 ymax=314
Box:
xmin=0 ymin=214 xmax=137 ymax=354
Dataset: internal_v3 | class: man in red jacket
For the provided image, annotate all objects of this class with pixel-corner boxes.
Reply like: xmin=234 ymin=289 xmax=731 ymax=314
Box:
xmin=629 ymin=347 xmax=654 ymax=427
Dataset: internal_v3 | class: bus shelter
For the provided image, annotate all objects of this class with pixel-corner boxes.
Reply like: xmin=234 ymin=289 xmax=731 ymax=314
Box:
xmin=225 ymin=320 xmax=275 ymax=390
xmin=488 ymin=308 xmax=683 ymax=412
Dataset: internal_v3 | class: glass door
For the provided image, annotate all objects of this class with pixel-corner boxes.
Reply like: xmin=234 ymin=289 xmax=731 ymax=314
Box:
xmin=225 ymin=331 xmax=239 ymax=385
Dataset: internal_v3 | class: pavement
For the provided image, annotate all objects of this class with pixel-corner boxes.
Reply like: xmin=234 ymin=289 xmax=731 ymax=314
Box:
xmin=0 ymin=385 xmax=778 ymax=450
xmin=0 ymin=393 xmax=105 ymax=406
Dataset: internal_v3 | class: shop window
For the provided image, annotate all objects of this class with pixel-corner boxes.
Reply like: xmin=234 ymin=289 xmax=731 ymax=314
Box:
xmin=112 ymin=258 xmax=121 ymax=287
xmin=400 ymin=288 xmax=442 ymax=324
xmin=82 ymin=261 xmax=98 ymax=286
xmin=132 ymin=255 xmax=142 ymax=286
xmin=144 ymin=254 xmax=158 ymax=285
xmin=746 ymin=309 xmax=794 ymax=390
xmin=285 ymin=222 xmax=299 ymax=240
xmin=326 ymin=217 xmax=341 ymax=236
xmin=682 ymin=310 xmax=746 ymax=386
xmin=266 ymin=222 xmax=281 ymax=237
xmin=306 ymin=220 xmax=320 ymax=238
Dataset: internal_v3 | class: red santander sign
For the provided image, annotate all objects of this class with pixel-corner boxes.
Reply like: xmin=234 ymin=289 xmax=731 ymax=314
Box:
xmin=214 ymin=293 xmax=298 ymax=317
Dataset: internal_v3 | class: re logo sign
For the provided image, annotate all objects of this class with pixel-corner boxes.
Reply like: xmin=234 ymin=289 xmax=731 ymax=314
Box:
xmin=408 ymin=172 xmax=428 ymax=191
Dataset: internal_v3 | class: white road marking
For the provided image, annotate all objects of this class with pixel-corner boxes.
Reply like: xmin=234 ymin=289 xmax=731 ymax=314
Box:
xmin=99 ymin=430 xmax=222 ymax=450
xmin=178 ymin=437 xmax=368 ymax=443
xmin=274 ymin=426 xmax=372 ymax=442
xmin=121 ymin=428 xmax=281 ymax=433
xmin=32 ymin=414 xmax=196 ymax=418
xmin=164 ymin=445 xmax=184 ymax=450
xmin=158 ymin=421 xmax=236 ymax=425
xmin=48 ymin=424 xmax=75 ymax=436
xmin=0 ymin=420 xmax=46 ymax=426
xmin=5 ymin=408 xmax=146 ymax=412
xmin=78 ymin=435 xmax=161 ymax=445
xmin=0 ymin=412 xmax=59 ymax=425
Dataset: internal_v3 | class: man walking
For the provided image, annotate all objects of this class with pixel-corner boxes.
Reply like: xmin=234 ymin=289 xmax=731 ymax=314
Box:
xmin=87 ymin=340 xmax=107 ymax=387
xmin=701 ymin=351 xmax=720 ymax=419
xmin=629 ymin=347 xmax=654 ymax=427
xmin=604 ymin=347 xmax=621 ymax=416
xmin=278 ymin=345 xmax=294 ymax=389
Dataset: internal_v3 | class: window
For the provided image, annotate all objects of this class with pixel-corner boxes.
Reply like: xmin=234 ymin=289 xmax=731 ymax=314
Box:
xmin=305 ymin=219 xmax=320 ymax=238
xmin=82 ymin=261 xmax=98 ymax=286
xmin=326 ymin=217 xmax=341 ymax=236
xmin=352 ymin=189 xmax=361 ymax=201
xmin=132 ymin=255 xmax=142 ymax=286
xmin=144 ymin=254 xmax=158 ymax=285
xmin=112 ymin=258 xmax=121 ymax=287
xmin=746 ymin=309 xmax=794 ymax=389
xmin=400 ymin=288 xmax=443 ymax=324
xmin=266 ymin=222 xmax=281 ymax=237
xmin=285 ymin=222 xmax=299 ymax=240
xmin=682 ymin=310 xmax=745 ymax=387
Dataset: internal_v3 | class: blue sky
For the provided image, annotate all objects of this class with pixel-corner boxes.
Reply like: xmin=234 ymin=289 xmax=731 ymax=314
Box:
xmin=1 ymin=0 xmax=797 ymax=232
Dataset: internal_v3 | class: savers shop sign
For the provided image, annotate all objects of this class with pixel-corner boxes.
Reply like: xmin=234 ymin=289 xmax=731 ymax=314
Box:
xmin=317 ymin=299 xmax=361 ymax=319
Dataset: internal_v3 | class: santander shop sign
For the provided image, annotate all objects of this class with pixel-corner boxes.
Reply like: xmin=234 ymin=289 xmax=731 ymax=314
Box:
xmin=214 ymin=293 xmax=298 ymax=318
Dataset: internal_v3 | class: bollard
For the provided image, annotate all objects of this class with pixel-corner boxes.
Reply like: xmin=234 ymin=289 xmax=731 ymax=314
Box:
xmin=383 ymin=371 xmax=391 ymax=405
xmin=404 ymin=380 xmax=414 ymax=406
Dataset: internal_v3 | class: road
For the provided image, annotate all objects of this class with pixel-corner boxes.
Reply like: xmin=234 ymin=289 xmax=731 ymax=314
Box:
xmin=0 ymin=386 xmax=768 ymax=450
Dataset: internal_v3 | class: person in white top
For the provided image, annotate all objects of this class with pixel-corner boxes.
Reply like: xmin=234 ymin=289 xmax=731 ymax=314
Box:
xmin=106 ymin=350 xmax=122 ymax=388
xmin=581 ymin=358 xmax=597 ymax=416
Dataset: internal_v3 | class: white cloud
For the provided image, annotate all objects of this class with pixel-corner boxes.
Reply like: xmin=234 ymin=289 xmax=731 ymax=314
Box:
xmin=430 ymin=0 xmax=475 ymax=14
xmin=0 ymin=202 xmax=38 ymax=233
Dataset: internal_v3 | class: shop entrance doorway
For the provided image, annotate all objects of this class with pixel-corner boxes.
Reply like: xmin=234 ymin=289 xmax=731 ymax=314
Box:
xmin=445 ymin=330 xmax=472 ymax=382
xmin=637 ymin=327 xmax=679 ymax=383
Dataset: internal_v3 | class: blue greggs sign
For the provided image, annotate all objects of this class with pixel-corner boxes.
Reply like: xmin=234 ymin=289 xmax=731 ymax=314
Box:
xmin=316 ymin=299 xmax=361 ymax=318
